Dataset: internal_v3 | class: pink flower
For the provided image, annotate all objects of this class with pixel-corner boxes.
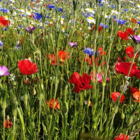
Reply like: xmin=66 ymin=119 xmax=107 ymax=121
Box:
xmin=90 ymin=71 xmax=109 ymax=83
xmin=68 ymin=42 xmax=78 ymax=48
xmin=0 ymin=66 xmax=9 ymax=76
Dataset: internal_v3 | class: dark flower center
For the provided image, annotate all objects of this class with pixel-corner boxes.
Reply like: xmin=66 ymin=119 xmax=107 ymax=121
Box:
xmin=82 ymin=83 xmax=85 ymax=86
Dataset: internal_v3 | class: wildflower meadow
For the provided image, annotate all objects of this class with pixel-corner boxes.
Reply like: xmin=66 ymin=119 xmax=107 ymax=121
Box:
xmin=1 ymin=0 xmax=140 ymax=139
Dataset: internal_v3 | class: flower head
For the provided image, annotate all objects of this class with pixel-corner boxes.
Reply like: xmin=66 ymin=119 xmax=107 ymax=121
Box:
xmin=47 ymin=51 xmax=69 ymax=66
xmin=3 ymin=119 xmax=12 ymax=128
xmin=126 ymin=28 xmax=134 ymax=35
xmin=0 ymin=16 xmax=11 ymax=27
xmin=26 ymin=26 xmax=36 ymax=33
xmin=0 ymin=66 xmax=9 ymax=76
xmin=68 ymin=42 xmax=78 ymax=48
xmin=125 ymin=46 xmax=138 ymax=58
xmin=90 ymin=71 xmax=109 ymax=83
xmin=131 ymin=18 xmax=137 ymax=24
xmin=69 ymin=72 xmax=93 ymax=93
xmin=133 ymin=35 xmax=140 ymax=44
xmin=47 ymin=98 xmax=60 ymax=110
xmin=129 ymin=86 xmax=139 ymax=94
xmin=117 ymin=31 xmax=128 ymax=40
xmin=33 ymin=12 xmax=42 ymax=20
xmin=18 ymin=59 xmax=38 ymax=75
xmin=84 ymin=48 xmax=94 ymax=56
xmin=115 ymin=62 xmax=140 ymax=78
xmin=111 ymin=92 xmax=125 ymax=103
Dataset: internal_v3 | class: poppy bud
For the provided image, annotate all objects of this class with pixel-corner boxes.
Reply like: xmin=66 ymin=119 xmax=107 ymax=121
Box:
xmin=121 ymin=113 xmax=125 ymax=119
xmin=33 ymin=88 xmax=36 ymax=95
xmin=12 ymin=109 xmax=17 ymax=117
xmin=93 ymin=122 xmax=97 ymax=129
xmin=2 ymin=102 xmax=6 ymax=110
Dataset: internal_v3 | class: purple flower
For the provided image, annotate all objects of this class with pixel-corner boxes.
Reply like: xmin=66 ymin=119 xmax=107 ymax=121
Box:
xmin=26 ymin=26 xmax=36 ymax=34
xmin=133 ymin=35 xmax=140 ymax=44
xmin=0 ymin=66 xmax=9 ymax=76
xmin=68 ymin=42 xmax=78 ymax=48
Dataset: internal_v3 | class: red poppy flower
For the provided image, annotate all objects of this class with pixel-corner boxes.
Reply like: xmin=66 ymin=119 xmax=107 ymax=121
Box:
xmin=0 ymin=16 xmax=11 ymax=28
xmin=29 ymin=14 xmax=34 ymax=18
xmin=69 ymin=72 xmax=93 ymax=93
xmin=115 ymin=134 xmax=129 ymax=140
xmin=84 ymin=55 xmax=105 ymax=67
xmin=58 ymin=50 xmax=70 ymax=62
xmin=131 ymin=18 xmax=137 ymax=24
xmin=111 ymin=92 xmax=125 ymax=103
xmin=18 ymin=59 xmax=38 ymax=75
xmin=115 ymin=62 xmax=140 ymax=78
xmin=125 ymin=46 xmax=138 ymax=58
xmin=129 ymin=86 xmax=139 ymax=94
xmin=133 ymin=92 xmax=140 ymax=102
xmin=47 ymin=98 xmax=60 ymax=110
xmin=92 ymin=25 xmax=103 ymax=33
xmin=126 ymin=28 xmax=134 ymax=35
xmin=47 ymin=51 xmax=69 ymax=66
xmin=117 ymin=31 xmax=128 ymax=40
xmin=3 ymin=119 xmax=12 ymax=128
xmin=98 ymin=47 xmax=106 ymax=56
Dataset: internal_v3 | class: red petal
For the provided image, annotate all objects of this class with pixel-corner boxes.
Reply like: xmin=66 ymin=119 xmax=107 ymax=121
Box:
xmin=111 ymin=92 xmax=125 ymax=103
xmin=73 ymin=86 xmax=81 ymax=93
xmin=115 ymin=62 xmax=140 ymax=77
xmin=81 ymin=73 xmax=91 ymax=86
xmin=69 ymin=72 xmax=82 ymax=86
xmin=129 ymin=86 xmax=139 ymax=94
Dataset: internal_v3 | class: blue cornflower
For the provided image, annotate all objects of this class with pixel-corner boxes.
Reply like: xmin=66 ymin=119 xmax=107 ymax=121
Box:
xmin=46 ymin=16 xmax=50 ymax=18
xmin=137 ymin=21 xmax=140 ymax=25
xmin=122 ymin=9 xmax=128 ymax=12
xmin=47 ymin=4 xmax=55 ymax=10
xmin=113 ymin=16 xmax=117 ymax=19
xmin=58 ymin=8 xmax=63 ymax=12
xmin=85 ymin=13 xmax=94 ymax=18
xmin=100 ymin=23 xmax=104 ymax=28
xmin=99 ymin=23 xmax=109 ymax=29
xmin=98 ymin=3 xmax=103 ymax=6
xmin=3 ymin=27 xmax=7 ymax=31
xmin=115 ymin=19 xmax=127 ymax=25
xmin=1 ymin=8 xmax=9 ymax=13
xmin=33 ymin=12 xmax=42 ymax=20
xmin=110 ymin=4 xmax=115 ymax=8
xmin=84 ymin=48 xmax=94 ymax=56
xmin=0 ymin=40 xmax=4 ymax=47
xmin=19 ymin=14 xmax=25 ymax=17
xmin=105 ymin=25 xmax=109 ymax=28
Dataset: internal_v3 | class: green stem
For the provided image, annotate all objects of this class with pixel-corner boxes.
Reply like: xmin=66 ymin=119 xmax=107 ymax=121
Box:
xmin=3 ymin=109 xmax=5 ymax=140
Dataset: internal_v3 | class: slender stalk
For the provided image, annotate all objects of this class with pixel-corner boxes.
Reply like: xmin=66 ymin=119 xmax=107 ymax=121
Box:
xmin=3 ymin=109 xmax=5 ymax=140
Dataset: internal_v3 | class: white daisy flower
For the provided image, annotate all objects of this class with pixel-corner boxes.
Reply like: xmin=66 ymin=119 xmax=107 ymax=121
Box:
xmin=86 ymin=17 xmax=96 ymax=24
xmin=85 ymin=8 xmax=95 ymax=14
